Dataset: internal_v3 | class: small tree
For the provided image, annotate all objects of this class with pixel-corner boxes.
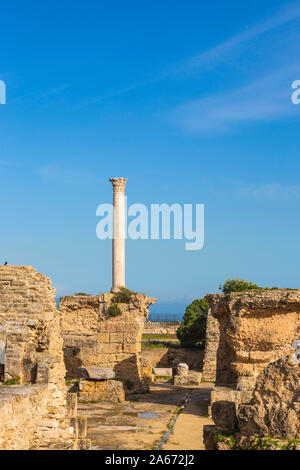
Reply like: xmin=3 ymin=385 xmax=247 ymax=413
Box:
xmin=177 ymin=298 xmax=209 ymax=348
xmin=219 ymin=278 xmax=260 ymax=294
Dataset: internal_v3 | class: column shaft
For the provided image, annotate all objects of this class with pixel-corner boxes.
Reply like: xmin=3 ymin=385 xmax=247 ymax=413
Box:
xmin=109 ymin=178 xmax=127 ymax=292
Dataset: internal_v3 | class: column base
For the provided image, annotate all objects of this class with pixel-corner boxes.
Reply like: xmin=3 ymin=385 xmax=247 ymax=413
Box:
xmin=110 ymin=286 xmax=121 ymax=293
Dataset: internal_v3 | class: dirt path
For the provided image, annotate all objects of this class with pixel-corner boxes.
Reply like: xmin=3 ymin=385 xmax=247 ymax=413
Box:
xmin=77 ymin=382 xmax=214 ymax=450
xmin=78 ymin=384 xmax=188 ymax=450
xmin=163 ymin=386 xmax=214 ymax=450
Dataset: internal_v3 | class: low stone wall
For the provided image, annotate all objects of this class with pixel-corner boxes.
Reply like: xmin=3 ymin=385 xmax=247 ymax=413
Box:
xmin=0 ymin=384 xmax=78 ymax=450
xmin=59 ymin=293 xmax=156 ymax=391
xmin=205 ymin=290 xmax=300 ymax=389
xmin=143 ymin=321 xmax=182 ymax=336
xmin=140 ymin=347 xmax=204 ymax=370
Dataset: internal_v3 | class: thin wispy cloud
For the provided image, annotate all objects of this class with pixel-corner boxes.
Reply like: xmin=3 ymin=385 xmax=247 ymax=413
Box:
xmin=171 ymin=64 xmax=300 ymax=134
xmin=171 ymin=0 xmax=300 ymax=75
xmin=84 ymin=0 xmax=300 ymax=103
xmin=39 ymin=164 xmax=101 ymax=185
xmin=238 ymin=183 xmax=300 ymax=201
xmin=0 ymin=159 xmax=25 ymax=167
xmin=12 ymin=84 xmax=69 ymax=107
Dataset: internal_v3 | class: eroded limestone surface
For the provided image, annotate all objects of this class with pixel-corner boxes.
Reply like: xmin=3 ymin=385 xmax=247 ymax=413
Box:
xmin=59 ymin=292 xmax=156 ymax=391
xmin=204 ymin=354 xmax=300 ymax=450
xmin=206 ymin=289 xmax=300 ymax=388
xmin=0 ymin=265 xmax=89 ymax=450
xmin=238 ymin=355 xmax=300 ymax=440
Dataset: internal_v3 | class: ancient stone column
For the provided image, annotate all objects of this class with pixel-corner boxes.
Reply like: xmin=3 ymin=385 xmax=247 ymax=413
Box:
xmin=109 ymin=178 xmax=127 ymax=293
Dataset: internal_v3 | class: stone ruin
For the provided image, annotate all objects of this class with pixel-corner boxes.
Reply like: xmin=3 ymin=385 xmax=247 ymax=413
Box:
xmin=0 ymin=265 xmax=90 ymax=450
xmin=204 ymin=289 xmax=300 ymax=389
xmin=0 ymin=265 xmax=155 ymax=449
xmin=201 ymin=308 xmax=219 ymax=382
xmin=2 ymin=263 xmax=300 ymax=450
xmin=173 ymin=362 xmax=202 ymax=386
xmin=77 ymin=366 xmax=125 ymax=403
xmin=59 ymin=292 xmax=156 ymax=394
xmin=204 ymin=354 xmax=300 ymax=450
xmin=202 ymin=289 xmax=300 ymax=450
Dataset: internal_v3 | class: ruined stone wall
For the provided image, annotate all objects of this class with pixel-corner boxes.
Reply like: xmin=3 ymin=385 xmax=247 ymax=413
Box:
xmin=0 ymin=384 xmax=79 ymax=449
xmin=202 ymin=309 xmax=220 ymax=382
xmin=206 ymin=290 xmax=300 ymax=389
xmin=143 ymin=321 xmax=182 ymax=336
xmin=0 ymin=266 xmax=86 ymax=450
xmin=204 ymin=354 xmax=300 ymax=450
xmin=59 ymin=293 xmax=156 ymax=391
xmin=141 ymin=347 xmax=204 ymax=370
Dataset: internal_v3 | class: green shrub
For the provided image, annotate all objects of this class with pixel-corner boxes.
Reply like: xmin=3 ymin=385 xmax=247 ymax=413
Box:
xmin=112 ymin=287 xmax=137 ymax=304
xmin=177 ymin=298 xmax=209 ymax=348
xmin=219 ymin=278 xmax=260 ymax=294
xmin=107 ymin=304 xmax=122 ymax=317
xmin=1 ymin=377 xmax=20 ymax=386
xmin=219 ymin=278 xmax=296 ymax=294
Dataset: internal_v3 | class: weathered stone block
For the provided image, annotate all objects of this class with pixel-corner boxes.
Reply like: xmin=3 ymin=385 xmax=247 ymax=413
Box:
xmin=237 ymin=355 xmax=300 ymax=439
xmin=236 ymin=376 xmax=257 ymax=391
xmin=97 ymin=333 xmax=110 ymax=343
xmin=78 ymin=378 xmax=125 ymax=403
xmin=123 ymin=343 xmax=139 ymax=354
xmin=174 ymin=371 xmax=202 ymax=386
xmin=206 ymin=290 xmax=300 ymax=388
xmin=154 ymin=367 xmax=172 ymax=376
xmin=77 ymin=416 xmax=87 ymax=438
xmin=77 ymin=438 xmax=92 ymax=450
xmin=249 ymin=351 xmax=274 ymax=363
xmin=109 ymin=333 xmax=124 ymax=343
xmin=203 ymin=425 xmax=218 ymax=450
xmin=174 ymin=362 xmax=189 ymax=376
xmin=78 ymin=366 xmax=115 ymax=380
xmin=212 ymin=400 xmax=238 ymax=432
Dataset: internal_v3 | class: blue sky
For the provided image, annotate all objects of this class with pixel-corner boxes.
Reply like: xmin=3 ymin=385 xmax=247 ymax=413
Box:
xmin=1 ymin=0 xmax=300 ymax=313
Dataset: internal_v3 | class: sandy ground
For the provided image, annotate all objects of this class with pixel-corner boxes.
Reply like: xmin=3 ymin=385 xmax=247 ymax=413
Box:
xmin=163 ymin=387 xmax=213 ymax=450
xmin=77 ymin=382 xmax=214 ymax=450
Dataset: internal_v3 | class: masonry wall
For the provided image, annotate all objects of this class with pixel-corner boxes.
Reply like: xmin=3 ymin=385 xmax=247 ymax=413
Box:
xmin=0 ymin=266 xmax=84 ymax=450
xmin=59 ymin=293 xmax=156 ymax=391
xmin=143 ymin=321 xmax=182 ymax=336
xmin=141 ymin=347 xmax=204 ymax=370
xmin=206 ymin=289 xmax=300 ymax=389
xmin=204 ymin=354 xmax=300 ymax=450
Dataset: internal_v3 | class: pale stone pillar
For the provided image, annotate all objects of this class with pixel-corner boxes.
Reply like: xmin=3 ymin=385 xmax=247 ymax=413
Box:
xmin=109 ymin=178 xmax=127 ymax=293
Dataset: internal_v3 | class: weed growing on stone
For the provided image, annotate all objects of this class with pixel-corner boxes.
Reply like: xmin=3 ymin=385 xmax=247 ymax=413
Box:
xmin=107 ymin=304 xmax=122 ymax=317
xmin=0 ymin=377 xmax=21 ymax=386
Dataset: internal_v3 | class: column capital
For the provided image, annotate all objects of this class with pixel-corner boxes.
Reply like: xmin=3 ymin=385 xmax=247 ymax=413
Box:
xmin=109 ymin=177 xmax=127 ymax=193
